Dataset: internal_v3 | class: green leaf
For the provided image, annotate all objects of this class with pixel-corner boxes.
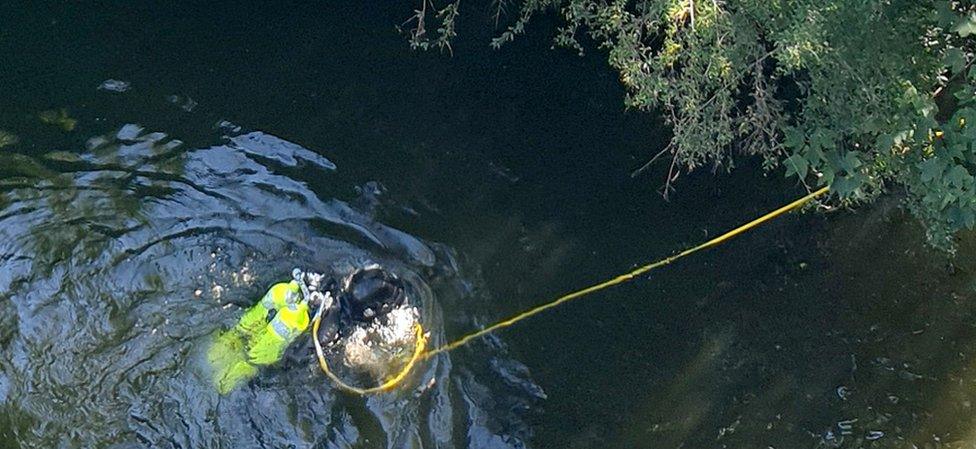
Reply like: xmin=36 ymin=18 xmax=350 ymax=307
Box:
xmin=783 ymin=127 xmax=805 ymax=150
xmin=821 ymin=165 xmax=836 ymax=187
xmin=946 ymin=48 xmax=967 ymax=73
xmin=825 ymin=149 xmax=843 ymax=171
xmin=946 ymin=142 xmax=967 ymax=160
xmin=824 ymin=149 xmax=859 ymax=174
xmin=947 ymin=164 xmax=973 ymax=188
xmin=916 ymin=115 xmax=939 ymax=136
xmin=942 ymin=191 xmax=957 ymax=209
xmin=842 ymin=152 xmax=861 ymax=171
xmin=962 ymin=110 xmax=976 ymax=139
xmin=810 ymin=129 xmax=835 ymax=152
xmin=954 ymin=13 xmax=976 ymax=37
xmin=955 ymin=86 xmax=976 ymax=104
xmin=936 ymin=1 xmax=957 ymax=27
xmin=947 ymin=206 xmax=976 ymax=229
xmin=918 ymin=158 xmax=943 ymax=183
xmin=963 ymin=207 xmax=976 ymax=229
xmin=784 ymin=154 xmax=809 ymax=179
xmin=806 ymin=146 xmax=826 ymax=166
xmin=832 ymin=174 xmax=863 ymax=196
xmin=876 ymin=133 xmax=895 ymax=152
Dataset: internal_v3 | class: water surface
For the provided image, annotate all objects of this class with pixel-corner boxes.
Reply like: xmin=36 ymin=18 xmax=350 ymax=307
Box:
xmin=2 ymin=3 xmax=976 ymax=449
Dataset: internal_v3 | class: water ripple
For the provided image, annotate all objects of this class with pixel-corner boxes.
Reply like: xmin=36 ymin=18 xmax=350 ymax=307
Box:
xmin=0 ymin=121 xmax=542 ymax=448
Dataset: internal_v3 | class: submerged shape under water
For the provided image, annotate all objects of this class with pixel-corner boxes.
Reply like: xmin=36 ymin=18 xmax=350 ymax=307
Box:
xmin=0 ymin=117 xmax=543 ymax=448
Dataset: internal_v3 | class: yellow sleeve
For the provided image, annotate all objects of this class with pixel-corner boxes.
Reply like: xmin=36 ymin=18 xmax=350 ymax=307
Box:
xmin=265 ymin=281 xmax=301 ymax=310
xmin=246 ymin=327 xmax=288 ymax=366
xmin=235 ymin=303 xmax=270 ymax=336
xmin=235 ymin=281 xmax=300 ymax=334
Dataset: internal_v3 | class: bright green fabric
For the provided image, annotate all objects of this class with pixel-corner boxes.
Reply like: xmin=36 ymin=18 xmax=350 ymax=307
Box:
xmin=207 ymin=281 xmax=308 ymax=394
xmin=262 ymin=281 xmax=300 ymax=310
xmin=208 ymin=329 xmax=255 ymax=395
xmin=248 ymin=301 xmax=310 ymax=365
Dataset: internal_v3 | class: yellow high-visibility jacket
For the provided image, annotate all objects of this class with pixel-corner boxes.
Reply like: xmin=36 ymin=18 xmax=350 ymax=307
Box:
xmin=208 ymin=281 xmax=310 ymax=394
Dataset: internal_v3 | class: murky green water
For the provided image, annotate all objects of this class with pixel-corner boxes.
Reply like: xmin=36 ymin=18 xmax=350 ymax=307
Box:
xmin=3 ymin=3 xmax=976 ymax=449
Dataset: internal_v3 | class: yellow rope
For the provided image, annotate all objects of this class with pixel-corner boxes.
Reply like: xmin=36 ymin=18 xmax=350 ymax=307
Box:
xmin=312 ymin=319 xmax=427 ymax=395
xmin=314 ymin=186 xmax=829 ymax=394
xmin=423 ymin=186 xmax=829 ymax=357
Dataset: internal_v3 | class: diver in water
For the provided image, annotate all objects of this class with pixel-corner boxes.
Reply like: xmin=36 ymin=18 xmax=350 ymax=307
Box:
xmin=317 ymin=267 xmax=421 ymax=379
xmin=207 ymin=266 xmax=419 ymax=394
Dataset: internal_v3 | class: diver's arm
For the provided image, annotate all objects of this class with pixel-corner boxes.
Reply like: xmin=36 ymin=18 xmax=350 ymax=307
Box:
xmin=234 ymin=282 xmax=292 ymax=334
xmin=236 ymin=302 xmax=272 ymax=335
xmin=305 ymin=281 xmax=341 ymax=347
xmin=316 ymin=309 xmax=341 ymax=347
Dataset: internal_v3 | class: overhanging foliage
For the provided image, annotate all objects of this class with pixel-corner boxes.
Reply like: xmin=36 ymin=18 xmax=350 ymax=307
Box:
xmin=404 ymin=0 xmax=976 ymax=251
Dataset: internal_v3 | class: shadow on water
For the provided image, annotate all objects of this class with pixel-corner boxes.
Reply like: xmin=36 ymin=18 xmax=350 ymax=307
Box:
xmin=0 ymin=90 xmax=543 ymax=448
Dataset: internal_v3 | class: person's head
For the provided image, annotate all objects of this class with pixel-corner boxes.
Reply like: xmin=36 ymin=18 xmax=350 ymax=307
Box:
xmin=334 ymin=267 xmax=419 ymax=380
xmin=339 ymin=267 xmax=406 ymax=323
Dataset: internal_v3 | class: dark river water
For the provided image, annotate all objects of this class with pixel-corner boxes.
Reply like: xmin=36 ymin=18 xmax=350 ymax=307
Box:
xmin=3 ymin=2 xmax=976 ymax=449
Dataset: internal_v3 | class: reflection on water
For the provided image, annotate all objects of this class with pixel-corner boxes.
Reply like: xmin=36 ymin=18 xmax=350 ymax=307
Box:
xmin=0 ymin=102 xmax=542 ymax=448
